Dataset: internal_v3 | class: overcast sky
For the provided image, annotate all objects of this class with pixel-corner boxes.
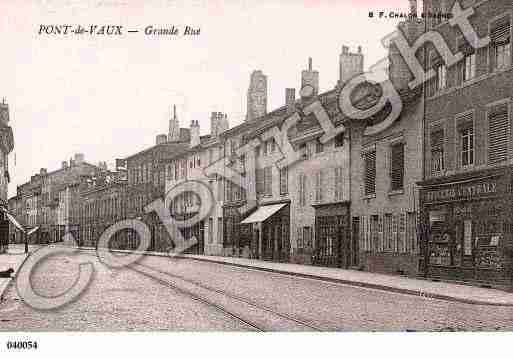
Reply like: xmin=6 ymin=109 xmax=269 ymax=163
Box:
xmin=0 ymin=0 xmax=412 ymax=196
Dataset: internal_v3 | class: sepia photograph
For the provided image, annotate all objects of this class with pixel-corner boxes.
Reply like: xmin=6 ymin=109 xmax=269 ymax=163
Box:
xmin=1 ymin=0 xmax=513 ymax=357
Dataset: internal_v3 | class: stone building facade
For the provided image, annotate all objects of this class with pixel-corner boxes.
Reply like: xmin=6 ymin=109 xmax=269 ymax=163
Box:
xmin=0 ymin=100 xmax=14 ymax=253
xmin=418 ymin=0 xmax=513 ymax=286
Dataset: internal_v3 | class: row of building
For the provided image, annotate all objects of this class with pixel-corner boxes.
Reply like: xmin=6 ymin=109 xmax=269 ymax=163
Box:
xmin=8 ymin=0 xmax=513 ymax=288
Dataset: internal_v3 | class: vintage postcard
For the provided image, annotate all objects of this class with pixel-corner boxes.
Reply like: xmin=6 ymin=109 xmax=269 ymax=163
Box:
xmin=0 ymin=0 xmax=512 ymax=357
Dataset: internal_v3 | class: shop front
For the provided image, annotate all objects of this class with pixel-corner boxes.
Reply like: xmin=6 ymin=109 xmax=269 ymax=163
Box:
xmin=419 ymin=167 xmax=513 ymax=287
xmin=312 ymin=202 xmax=351 ymax=268
xmin=240 ymin=202 xmax=290 ymax=262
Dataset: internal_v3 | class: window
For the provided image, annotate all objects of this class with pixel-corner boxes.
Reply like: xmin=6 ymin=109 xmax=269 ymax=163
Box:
xmin=271 ymin=138 xmax=277 ymax=153
xmin=255 ymin=145 xmax=261 ymax=158
xmin=431 ymin=128 xmax=444 ymax=175
xmin=298 ymin=173 xmax=307 ymax=206
xmin=435 ymin=63 xmax=447 ymax=91
xmin=264 ymin=166 xmax=272 ymax=195
xmin=363 ymin=151 xmax=376 ymax=196
xmin=334 ymin=167 xmax=344 ymax=201
xmin=463 ymin=53 xmax=476 ymax=82
xmin=488 ymin=103 xmax=509 ymax=164
xmin=263 ymin=141 xmax=268 ymax=156
xmin=279 ymin=167 xmax=288 ymax=195
xmin=256 ymin=168 xmax=264 ymax=195
xmin=315 ymin=139 xmax=324 ymax=153
xmin=490 ymin=17 xmax=511 ymax=71
xmin=315 ymin=170 xmax=324 ymax=202
xmin=390 ymin=142 xmax=405 ymax=191
xmin=334 ymin=133 xmax=344 ymax=148
xmin=299 ymin=143 xmax=308 ymax=159
xmin=461 ymin=125 xmax=474 ymax=167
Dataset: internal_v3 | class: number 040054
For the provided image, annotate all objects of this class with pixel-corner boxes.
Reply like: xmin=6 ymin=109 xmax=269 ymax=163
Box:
xmin=6 ymin=341 xmax=38 ymax=350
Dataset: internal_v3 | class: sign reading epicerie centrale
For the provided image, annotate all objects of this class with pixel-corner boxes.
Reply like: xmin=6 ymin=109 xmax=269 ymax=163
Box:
xmin=424 ymin=181 xmax=498 ymax=203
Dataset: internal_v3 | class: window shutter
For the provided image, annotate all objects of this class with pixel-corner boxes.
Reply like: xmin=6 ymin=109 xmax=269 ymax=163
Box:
xmin=364 ymin=151 xmax=376 ymax=195
xmin=378 ymin=215 xmax=383 ymax=253
xmin=491 ymin=17 xmax=511 ymax=45
xmin=400 ymin=213 xmax=406 ymax=253
xmin=488 ymin=104 xmax=509 ymax=164
xmin=391 ymin=143 xmax=405 ymax=191
xmin=476 ymin=46 xmax=488 ymax=76
xmin=256 ymin=168 xmax=264 ymax=194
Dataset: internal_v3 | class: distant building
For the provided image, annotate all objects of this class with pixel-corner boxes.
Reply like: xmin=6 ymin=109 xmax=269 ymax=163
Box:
xmin=12 ymin=153 xmax=103 ymax=245
xmin=0 ymin=100 xmax=14 ymax=253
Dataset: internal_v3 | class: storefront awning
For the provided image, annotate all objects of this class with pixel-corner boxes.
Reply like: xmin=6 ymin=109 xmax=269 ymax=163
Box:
xmin=240 ymin=203 xmax=287 ymax=224
xmin=1 ymin=208 xmax=25 ymax=232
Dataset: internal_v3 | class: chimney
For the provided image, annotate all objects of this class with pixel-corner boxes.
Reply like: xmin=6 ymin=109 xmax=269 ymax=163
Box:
xmin=0 ymin=98 xmax=9 ymax=125
xmin=98 ymin=161 xmax=108 ymax=171
xmin=210 ymin=112 xmax=218 ymax=137
xmin=285 ymin=88 xmax=296 ymax=114
xmin=62 ymin=161 xmax=68 ymax=169
xmin=338 ymin=45 xmax=364 ymax=87
xmin=69 ymin=157 xmax=75 ymax=167
xmin=74 ymin=153 xmax=84 ymax=164
xmin=190 ymin=120 xmax=200 ymax=148
xmin=40 ymin=168 xmax=47 ymax=176
xmin=217 ymin=113 xmax=229 ymax=134
xmin=245 ymin=70 xmax=267 ymax=121
xmin=156 ymin=134 xmax=167 ymax=145
xmin=409 ymin=0 xmax=417 ymax=16
xmin=301 ymin=57 xmax=319 ymax=98
xmin=168 ymin=104 xmax=180 ymax=142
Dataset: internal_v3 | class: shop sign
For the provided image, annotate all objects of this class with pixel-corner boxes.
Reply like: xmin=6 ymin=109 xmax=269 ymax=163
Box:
xmin=424 ymin=181 xmax=497 ymax=203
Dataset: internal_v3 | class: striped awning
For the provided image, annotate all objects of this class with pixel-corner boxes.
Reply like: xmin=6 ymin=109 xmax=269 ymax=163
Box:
xmin=240 ymin=203 xmax=287 ymax=224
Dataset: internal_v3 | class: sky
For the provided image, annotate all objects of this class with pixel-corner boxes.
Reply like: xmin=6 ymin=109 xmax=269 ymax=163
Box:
xmin=0 ymin=0 xmax=412 ymax=197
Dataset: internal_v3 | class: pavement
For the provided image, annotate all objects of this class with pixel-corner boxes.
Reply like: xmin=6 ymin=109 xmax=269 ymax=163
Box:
xmin=0 ymin=247 xmax=28 ymax=302
xmin=18 ymin=243 xmax=513 ymax=307
xmin=180 ymin=254 xmax=513 ymax=306
xmin=4 ymin=248 xmax=513 ymax=331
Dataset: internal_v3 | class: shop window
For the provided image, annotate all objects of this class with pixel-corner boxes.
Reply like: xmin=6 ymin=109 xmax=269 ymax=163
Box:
xmin=279 ymin=167 xmax=288 ymax=195
xmin=430 ymin=128 xmax=444 ymax=175
xmin=208 ymin=217 xmax=213 ymax=244
xmin=390 ymin=142 xmax=405 ymax=191
xmin=303 ymin=226 xmax=312 ymax=249
xmin=490 ymin=16 xmax=511 ymax=71
xmin=363 ymin=151 xmax=376 ymax=196
xmin=488 ymin=103 xmax=509 ymax=164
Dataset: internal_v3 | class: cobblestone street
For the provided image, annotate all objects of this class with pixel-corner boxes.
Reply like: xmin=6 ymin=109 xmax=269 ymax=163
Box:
xmin=1 ymin=247 xmax=513 ymax=331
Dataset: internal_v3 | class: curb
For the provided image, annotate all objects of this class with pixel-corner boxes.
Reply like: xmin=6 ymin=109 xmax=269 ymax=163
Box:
xmin=175 ymin=256 xmax=513 ymax=307
xmin=65 ymin=245 xmax=513 ymax=307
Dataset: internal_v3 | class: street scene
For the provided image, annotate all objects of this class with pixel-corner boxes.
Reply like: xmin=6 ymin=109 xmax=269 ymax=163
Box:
xmin=1 ymin=0 xmax=513 ymax=335
xmin=2 ymin=244 xmax=513 ymax=331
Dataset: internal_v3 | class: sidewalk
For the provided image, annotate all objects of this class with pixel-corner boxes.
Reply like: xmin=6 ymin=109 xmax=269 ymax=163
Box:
xmin=0 ymin=246 xmax=28 ymax=301
xmin=70 ymin=244 xmax=513 ymax=306
xmin=179 ymin=254 xmax=513 ymax=307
